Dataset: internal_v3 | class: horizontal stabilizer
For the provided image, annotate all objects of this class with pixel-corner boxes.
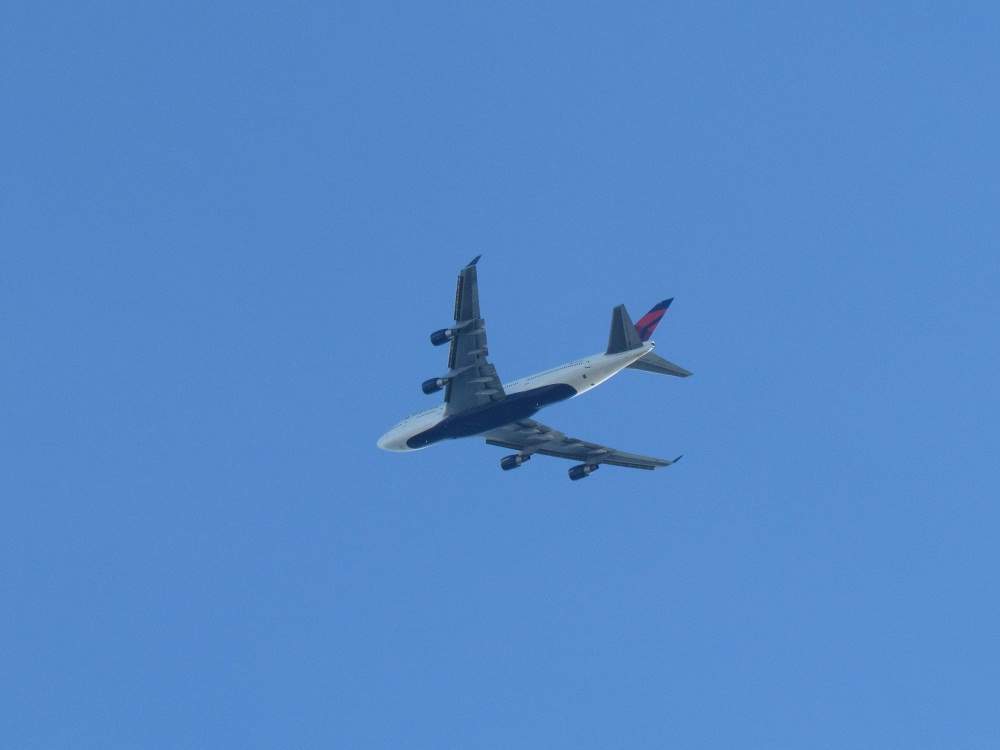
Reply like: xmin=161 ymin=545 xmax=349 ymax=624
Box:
xmin=606 ymin=305 xmax=644 ymax=354
xmin=627 ymin=351 xmax=692 ymax=378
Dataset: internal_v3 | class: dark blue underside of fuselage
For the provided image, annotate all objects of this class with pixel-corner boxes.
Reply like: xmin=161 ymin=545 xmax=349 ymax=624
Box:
xmin=406 ymin=383 xmax=577 ymax=448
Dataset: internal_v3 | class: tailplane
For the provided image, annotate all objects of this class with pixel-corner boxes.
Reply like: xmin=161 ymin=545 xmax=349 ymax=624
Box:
xmin=628 ymin=351 xmax=691 ymax=377
xmin=607 ymin=298 xmax=691 ymax=377
xmin=606 ymin=305 xmax=643 ymax=354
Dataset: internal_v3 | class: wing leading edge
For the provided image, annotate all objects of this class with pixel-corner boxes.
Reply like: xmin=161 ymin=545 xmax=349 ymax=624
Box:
xmin=484 ymin=419 xmax=680 ymax=471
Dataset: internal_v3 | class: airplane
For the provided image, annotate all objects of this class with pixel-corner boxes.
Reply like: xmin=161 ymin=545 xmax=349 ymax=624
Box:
xmin=377 ymin=256 xmax=691 ymax=481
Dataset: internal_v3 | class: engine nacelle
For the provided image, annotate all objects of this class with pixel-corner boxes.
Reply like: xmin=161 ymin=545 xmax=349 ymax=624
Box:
xmin=500 ymin=454 xmax=531 ymax=471
xmin=422 ymin=377 xmax=447 ymax=395
xmin=430 ymin=328 xmax=455 ymax=346
xmin=568 ymin=463 xmax=600 ymax=481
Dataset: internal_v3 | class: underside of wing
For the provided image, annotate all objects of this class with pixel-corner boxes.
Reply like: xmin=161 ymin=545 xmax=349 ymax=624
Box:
xmin=484 ymin=419 xmax=679 ymax=475
xmin=434 ymin=256 xmax=506 ymax=415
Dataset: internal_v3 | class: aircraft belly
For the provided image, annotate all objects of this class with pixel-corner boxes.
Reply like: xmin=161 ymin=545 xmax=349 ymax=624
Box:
xmin=406 ymin=383 xmax=576 ymax=448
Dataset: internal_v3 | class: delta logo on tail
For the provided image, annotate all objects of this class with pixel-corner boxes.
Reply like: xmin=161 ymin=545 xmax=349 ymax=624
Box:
xmin=634 ymin=298 xmax=673 ymax=341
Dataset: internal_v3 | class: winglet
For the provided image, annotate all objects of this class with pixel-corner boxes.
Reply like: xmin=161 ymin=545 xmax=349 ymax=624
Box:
xmin=672 ymin=454 xmax=683 ymax=464
xmin=635 ymin=298 xmax=673 ymax=341
xmin=466 ymin=254 xmax=482 ymax=267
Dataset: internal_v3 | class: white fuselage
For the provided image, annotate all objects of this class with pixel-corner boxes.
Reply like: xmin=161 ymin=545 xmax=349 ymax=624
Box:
xmin=377 ymin=342 xmax=654 ymax=451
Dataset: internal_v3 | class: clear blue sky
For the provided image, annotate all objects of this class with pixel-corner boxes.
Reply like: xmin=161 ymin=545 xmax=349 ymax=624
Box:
xmin=3 ymin=2 xmax=998 ymax=748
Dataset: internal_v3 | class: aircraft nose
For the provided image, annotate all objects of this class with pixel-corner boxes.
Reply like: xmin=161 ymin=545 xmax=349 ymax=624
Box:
xmin=377 ymin=430 xmax=404 ymax=451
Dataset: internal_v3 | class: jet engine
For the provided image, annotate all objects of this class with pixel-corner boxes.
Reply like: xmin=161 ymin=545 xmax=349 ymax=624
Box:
xmin=568 ymin=463 xmax=600 ymax=481
xmin=430 ymin=328 xmax=455 ymax=346
xmin=500 ymin=454 xmax=531 ymax=471
xmin=422 ymin=377 xmax=447 ymax=394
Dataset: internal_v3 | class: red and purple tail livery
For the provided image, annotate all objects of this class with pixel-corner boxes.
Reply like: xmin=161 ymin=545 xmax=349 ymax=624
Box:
xmin=634 ymin=298 xmax=673 ymax=341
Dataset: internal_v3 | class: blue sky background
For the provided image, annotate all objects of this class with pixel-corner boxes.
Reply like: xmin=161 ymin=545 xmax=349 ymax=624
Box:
xmin=3 ymin=2 xmax=999 ymax=748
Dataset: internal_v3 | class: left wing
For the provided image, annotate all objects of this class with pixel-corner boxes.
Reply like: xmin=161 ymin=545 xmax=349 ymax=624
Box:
xmin=484 ymin=418 xmax=680 ymax=472
xmin=441 ymin=256 xmax=505 ymax=415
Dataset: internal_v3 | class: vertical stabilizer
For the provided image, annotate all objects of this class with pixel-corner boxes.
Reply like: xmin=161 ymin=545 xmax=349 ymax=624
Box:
xmin=634 ymin=298 xmax=673 ymax=341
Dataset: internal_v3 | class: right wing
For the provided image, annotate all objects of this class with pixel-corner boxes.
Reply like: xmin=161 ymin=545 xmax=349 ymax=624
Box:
xmin=442 ymin=256 xmax=506 ymax=415
xmin=484 ymin=418 xmax=680 ymax=471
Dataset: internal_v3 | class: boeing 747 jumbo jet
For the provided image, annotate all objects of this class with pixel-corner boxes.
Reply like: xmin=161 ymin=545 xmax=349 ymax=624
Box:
xmin=377 ymin=256 xmax=691 ymax=481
